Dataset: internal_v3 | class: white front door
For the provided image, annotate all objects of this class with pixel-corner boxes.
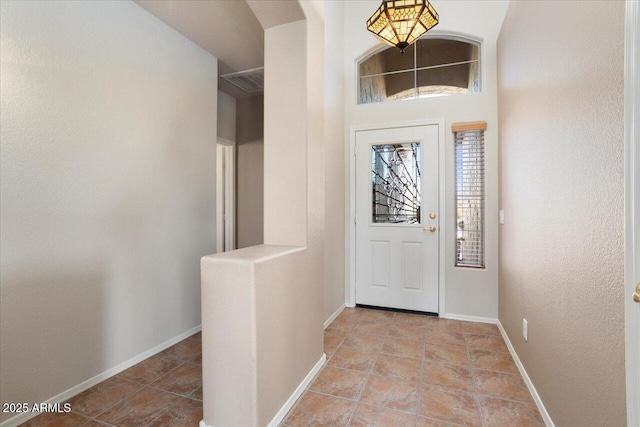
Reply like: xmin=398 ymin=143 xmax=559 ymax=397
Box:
xmin=628 ymin=151 xmax=640 ymax=424
xmin=355 ymin=125 xmax=439 ymax=313
xmin=625 ymin=2 xmax=640 ymax=424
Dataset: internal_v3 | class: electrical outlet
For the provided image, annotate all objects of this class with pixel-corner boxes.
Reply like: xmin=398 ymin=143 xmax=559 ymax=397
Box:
xmin=499 ymin=210 xmax=505 ymax=224
xmin=523 ymin=319 xmax=528 ymax=341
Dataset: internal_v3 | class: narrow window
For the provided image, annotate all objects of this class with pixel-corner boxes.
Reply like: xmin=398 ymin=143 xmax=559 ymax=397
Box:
xmin=453 ymin=121 xmax=486 ymax=268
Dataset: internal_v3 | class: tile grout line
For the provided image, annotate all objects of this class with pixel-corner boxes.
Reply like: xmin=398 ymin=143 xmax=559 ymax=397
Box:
xmin=147 ymin=361 xmax=186 ymax=388
xmin=282 ymin=310 xmax=364 ymax=425
xmin=187 ymin=385 xmax=203 ymax=402
xmin=144 ymin=383 xmax=203 ymax=401
xmin=331 ymin=310 xmax=422 ymax=424
xmin=358 ymin=311 xmax=535 ymax=424
xmin=92 ymin=382 xmax=196 ymax=425
xmin=415 ymin=327 xmax=427 ymax=427
xmin=350 ymin=309 xmax=378 ymax=425
xmin=465 ymin=332 xmax=542 ymax=408
xmin=467 ymin=328 xmax=542 ymax=423
xmin=139 ymin=357 xmax=204 ymax=427
xmin=297 ymin=309 xmax=536 ymax=426
xmin=21 ymin=336 xmax=203 ymax=427
xmin=465 ymin=332 xmax=487 ymax=427
xmin=370 ymin=322 xmax=478 ymax=424
xmin=357 ymin=316 xmax=525 ymax=418
xmin=70 ymin=410 xmax=94 ymax=426
xmin=427 ymin=323 xmax=479 ymax=424
xmin=82 ymin=417 xmax=117 ymax=427
xmin=474 ymin=393 xmax=539 ymax=406
xmin=279 ymin=390 xmax=305 ymax=425
xmin=346 ymin=311 xmax=393 ymax=426
xmin=82 ymin=379 xmax=147 ymax=422
xmin=121 ymin=353 xmax=202 ymax=388
xmin=96 ymin=357 xmax=201 ymax=424
xmin=418 ymin=416 xmax=467 ymax=427
xmin=141 ymin=396 xmax=184 ymax=427
xmin=143 ymin=359 xmax=204 ymax=400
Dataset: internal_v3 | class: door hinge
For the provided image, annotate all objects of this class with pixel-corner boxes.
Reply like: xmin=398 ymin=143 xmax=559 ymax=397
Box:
xmin=354 ymin=216 xmax=357 ymax=225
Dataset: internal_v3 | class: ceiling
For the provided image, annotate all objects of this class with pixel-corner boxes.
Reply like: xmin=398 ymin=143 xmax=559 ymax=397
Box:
xmin=135 ymin=0 xmax=265 ymax=98
xmin=245 ymin=0 xmax=305 ymax=30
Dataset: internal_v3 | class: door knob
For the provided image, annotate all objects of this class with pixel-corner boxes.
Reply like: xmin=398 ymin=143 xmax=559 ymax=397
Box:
xmin=428 ymin=226 xmax=436 ymax=233
xmin=634 ymin=283 xmax=640 ymax=303
xmin=429 ymin=213 xmax=436 ymax=219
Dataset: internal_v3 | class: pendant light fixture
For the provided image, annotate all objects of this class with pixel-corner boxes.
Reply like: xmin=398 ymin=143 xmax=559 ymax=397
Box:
xmin=367 ymin=0 xmax=439 ymax=53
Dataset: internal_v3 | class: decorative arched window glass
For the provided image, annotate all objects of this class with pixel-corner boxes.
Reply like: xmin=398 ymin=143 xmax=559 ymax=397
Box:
xmin=358 ymin=36 xmax=481 ymax=104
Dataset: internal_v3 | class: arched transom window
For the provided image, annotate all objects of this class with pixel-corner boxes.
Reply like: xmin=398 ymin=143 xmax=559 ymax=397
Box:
xmin=358 ymin=36 xmax=481 ymax=104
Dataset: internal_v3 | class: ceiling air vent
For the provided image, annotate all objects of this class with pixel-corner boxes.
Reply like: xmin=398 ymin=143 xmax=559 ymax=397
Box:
xmin=221 ymin=67 xmax=264 ymax=93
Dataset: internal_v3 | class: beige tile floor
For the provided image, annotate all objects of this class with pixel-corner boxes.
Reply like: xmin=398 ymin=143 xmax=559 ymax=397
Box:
xmin=19 ymin=307 xmax=543 ymax=427
xmin=20 ymin=333 xmax=203 ymax=427
xmin=282 ymin=308 xmax=545 ymax=427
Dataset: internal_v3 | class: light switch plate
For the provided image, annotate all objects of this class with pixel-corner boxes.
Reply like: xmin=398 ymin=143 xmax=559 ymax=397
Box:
xmin=523 ymin=318 xmax=528 ymax=341
xmin=499 ymin=210 xmax=505 ymax=224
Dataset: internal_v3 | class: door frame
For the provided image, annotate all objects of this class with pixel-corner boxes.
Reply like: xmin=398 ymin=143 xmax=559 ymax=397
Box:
xmin=216 ymin=137 xmax=236 ymax=253
xmin=347 ymin=118 xmax=446 ymax=314
xmin=624 ymin=0 xmax=639 ymax=424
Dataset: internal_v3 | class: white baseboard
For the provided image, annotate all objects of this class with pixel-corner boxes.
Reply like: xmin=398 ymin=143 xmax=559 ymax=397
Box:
xmin=1 ymin=325 xmax=202 ymax=427
xmin=497 ymin=320 xmax=555 ymax=427
xmin=324 ymin=304 xmax=346 ymax=329
xmin=199 ymin=353 xmax=327 ymax=427
xmin=443 ymin=313 xmax=497 ymax=324
xmin=266 ymin=353 xmax=326 ymax=427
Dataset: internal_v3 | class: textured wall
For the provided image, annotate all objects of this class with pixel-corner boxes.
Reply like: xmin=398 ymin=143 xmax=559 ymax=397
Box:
xmin=0 ymin=1 xmax=217 ymax=422
xmin=201 ymin=10 xmax=325 ymax=425
xmin=259 ymin=9 xmax=325 ymax=422
xmin=497 ymin=1 xmax=626 ymax=425
xmin=236 ymin=96 xmax=264 ymax=249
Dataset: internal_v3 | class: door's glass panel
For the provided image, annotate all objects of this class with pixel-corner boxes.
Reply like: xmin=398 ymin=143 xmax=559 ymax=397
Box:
xmin=371 ymin=143 xmax=421 ymax=224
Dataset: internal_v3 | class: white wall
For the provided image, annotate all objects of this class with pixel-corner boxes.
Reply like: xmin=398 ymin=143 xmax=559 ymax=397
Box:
xmin=236 ymin=96 xmax=264 ymax=249
xmin=342 ymin=0 xmax=508 ymax=319
xmin=263 ymin=21 xmax=308 ymax=247
xmin=0 ymin=1 xmax=218 ymax=423
xmin=323 ymin=0 xmax=346 ymax=321
xmin=218 ymin=90 xmax=236 ymax=142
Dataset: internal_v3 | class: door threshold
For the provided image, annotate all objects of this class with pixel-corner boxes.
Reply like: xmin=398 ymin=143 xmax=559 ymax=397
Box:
xmin=356 ymin=304 xmax=438 ymax=317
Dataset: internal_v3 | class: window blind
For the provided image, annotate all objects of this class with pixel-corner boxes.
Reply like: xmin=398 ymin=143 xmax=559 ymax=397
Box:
xmin=453 ymin=122 xmax=486 ymax=268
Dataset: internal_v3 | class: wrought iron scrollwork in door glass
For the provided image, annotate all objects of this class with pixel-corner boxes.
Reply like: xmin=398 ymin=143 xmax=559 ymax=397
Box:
xmin=371 ymin=143 xmax=421 ymax=224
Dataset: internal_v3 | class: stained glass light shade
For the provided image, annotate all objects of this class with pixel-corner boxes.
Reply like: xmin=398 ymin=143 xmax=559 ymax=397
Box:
xmin=367 ymin=0 xmax=439 ymax=53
